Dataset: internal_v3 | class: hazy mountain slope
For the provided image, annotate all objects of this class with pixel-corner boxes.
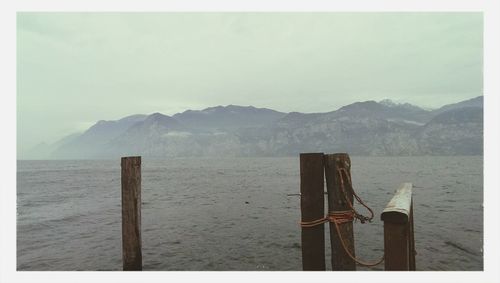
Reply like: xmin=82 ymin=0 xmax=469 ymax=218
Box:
xmin=173 ymin=105 xmax=286 ymax=130
xmin=265 ymin=103 xmax=422 ymax=156
xmin=23 ymin=133 xmax=80 ymax=160
xmin=333 ymin=100 xmax=428 ymax=121
xmin=417 ymin=107 xmax=483 ymax=155
xmin=104 ymin=113 xmax=192 ymax=158
xmin=50 ymin=114 xmax=147 ymax=159
xmin=432 ymin=96 xmax=483 ymax=116
xmin=40 ymin=96 xmax=483 ymax=159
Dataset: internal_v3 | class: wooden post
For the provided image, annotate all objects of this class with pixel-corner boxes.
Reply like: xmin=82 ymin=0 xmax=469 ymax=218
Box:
xmin=324 ymin=153 xmax=356 ymax=271
xmin=381 ymin=183 xmax=413 ymax=271
xmin=121 ymin=156 xmax=142 ymax=271
xmin=300 ymin=153 xmax=326 ymax=271
xmin=383 ymin=222 xmax=408 ymax=271
xmin=408 ymin=200 xmax=416 ymax=271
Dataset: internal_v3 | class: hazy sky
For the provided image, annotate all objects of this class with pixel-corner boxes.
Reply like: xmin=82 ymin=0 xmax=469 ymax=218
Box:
xmin=17 ymin=12 xmax=482 ymax=155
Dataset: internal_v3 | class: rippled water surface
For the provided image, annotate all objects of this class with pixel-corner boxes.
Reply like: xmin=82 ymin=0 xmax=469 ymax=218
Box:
xmin=17 ymin=156 xmax=483 ymax=271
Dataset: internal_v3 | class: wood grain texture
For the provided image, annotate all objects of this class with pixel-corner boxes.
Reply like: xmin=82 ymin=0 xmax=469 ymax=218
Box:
xmin=408 ymin=201 xmax=416 ymax=271
xmin=383 ymin=221 xmax=409 ymax=271
xmin=324 ymin=153 xmax=356 ymax=271
xmin=300 ymin=153 xmax=325 ymax=271
xmin=381 ymin=183 xmax=414 ymax=271
xmin=121 ymin=156 xmax=142 ymax=271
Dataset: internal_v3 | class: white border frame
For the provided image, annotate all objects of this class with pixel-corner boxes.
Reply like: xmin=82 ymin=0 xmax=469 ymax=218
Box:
xmin=2 ymin=1 xmax=499 ymax=283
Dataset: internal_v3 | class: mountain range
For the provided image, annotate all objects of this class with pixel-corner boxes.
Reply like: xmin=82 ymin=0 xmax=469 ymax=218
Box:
xmin=28 ymin=96 xmax=483 ymax=159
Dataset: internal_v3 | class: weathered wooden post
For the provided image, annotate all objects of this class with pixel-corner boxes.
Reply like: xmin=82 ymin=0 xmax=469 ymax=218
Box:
xmin=381 ymin=183 xmax=415 ymax=271
xmin=300 ymin=153 xmax=326 ymax=271
xmin=121 ymin=156 xmax=142 ymax=271
xmin=324 ymin=153 xmax=356 ymax=270
xmin=408 ymin=200 xmax=416 ymax=271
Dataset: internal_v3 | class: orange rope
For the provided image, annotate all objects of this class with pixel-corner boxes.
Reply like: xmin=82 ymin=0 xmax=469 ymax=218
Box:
xmin=300 ymin=210 xmax=384 ymax=267
xmin=331 ymin=218 xmax=385 ymax=267
xmin=299 ymin=210 xmax=354 ymax=228
xmin=299 ymin=167 xmax=384 ymax=267
xmin=328 ymin=210 xmax=354 ymax=224
xmin=338 ymin=168 xmax=374 ymax=224
xmin=300 ymin=216 xmax=329 ymax=228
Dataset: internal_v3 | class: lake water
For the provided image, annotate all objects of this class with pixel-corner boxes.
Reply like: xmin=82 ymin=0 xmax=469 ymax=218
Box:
xmin=16 ymin=156 xmax=483 ymax=271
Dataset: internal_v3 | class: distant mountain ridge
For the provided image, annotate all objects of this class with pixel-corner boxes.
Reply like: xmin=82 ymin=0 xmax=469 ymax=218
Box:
xmin=172 ymin=105 xmax=286 ymax=130
xmin=36 ymin=96 xmax=483 ymax=159
xmin=432 ymin=96 xmax=483 ymax=115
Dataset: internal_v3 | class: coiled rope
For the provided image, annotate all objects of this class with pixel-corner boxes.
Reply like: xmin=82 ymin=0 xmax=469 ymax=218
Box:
xmin=300 ymin=168 xmax=384 ymax=267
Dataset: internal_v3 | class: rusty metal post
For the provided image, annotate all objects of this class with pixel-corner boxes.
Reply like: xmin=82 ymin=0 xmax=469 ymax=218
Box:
xmin=121 ymin=156 xmax=142 ymax=271
xmin=300 ymin=153 xmax=326 ymax=271
xmin=324 ymin=153 xmax=356 ymax=270
xmin=381 ymin=183 xmax=413 ymax=271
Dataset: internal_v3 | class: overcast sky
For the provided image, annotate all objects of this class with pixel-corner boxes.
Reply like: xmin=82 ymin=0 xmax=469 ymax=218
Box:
xmin=17 ymin=12 xmax=482 ymax=155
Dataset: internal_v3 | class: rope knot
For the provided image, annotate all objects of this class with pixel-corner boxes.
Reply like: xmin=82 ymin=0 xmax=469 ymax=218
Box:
xmin=328 ymin=210 xmax=354 ymax=225
xmin=298 ymin=166 xmax=384 ymax=267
